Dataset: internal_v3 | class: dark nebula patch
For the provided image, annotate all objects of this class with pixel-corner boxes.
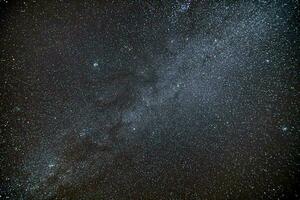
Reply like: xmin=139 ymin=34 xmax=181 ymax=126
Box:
xmin=0 ymin=0 xmax=299 ymax=199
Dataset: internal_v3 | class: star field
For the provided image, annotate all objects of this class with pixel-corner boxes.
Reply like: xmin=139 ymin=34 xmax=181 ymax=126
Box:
xmin=0 ymin=0 xmax=299 ymax=199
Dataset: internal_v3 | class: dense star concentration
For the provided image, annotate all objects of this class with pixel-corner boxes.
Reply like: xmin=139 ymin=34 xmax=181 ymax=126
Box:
xmin=0 ymin=0 xmax=299 ymax=199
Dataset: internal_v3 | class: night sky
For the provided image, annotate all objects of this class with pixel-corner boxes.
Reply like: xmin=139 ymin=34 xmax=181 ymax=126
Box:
xmin=0 ymin=0 xmax=299 ymax=199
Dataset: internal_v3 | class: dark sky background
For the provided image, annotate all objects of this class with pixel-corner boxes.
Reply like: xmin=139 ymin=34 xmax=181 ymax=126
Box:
xmin=0 ymin=0 xmax=299 ymax=199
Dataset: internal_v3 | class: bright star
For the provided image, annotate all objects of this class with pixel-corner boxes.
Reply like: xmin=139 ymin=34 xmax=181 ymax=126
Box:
xmin=93 ymin=62 xmax=99 ymax=67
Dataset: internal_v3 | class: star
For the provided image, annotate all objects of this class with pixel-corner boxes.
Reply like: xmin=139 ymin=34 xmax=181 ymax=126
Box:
xmin=93 ymin=62 xmax=99 ymax=67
